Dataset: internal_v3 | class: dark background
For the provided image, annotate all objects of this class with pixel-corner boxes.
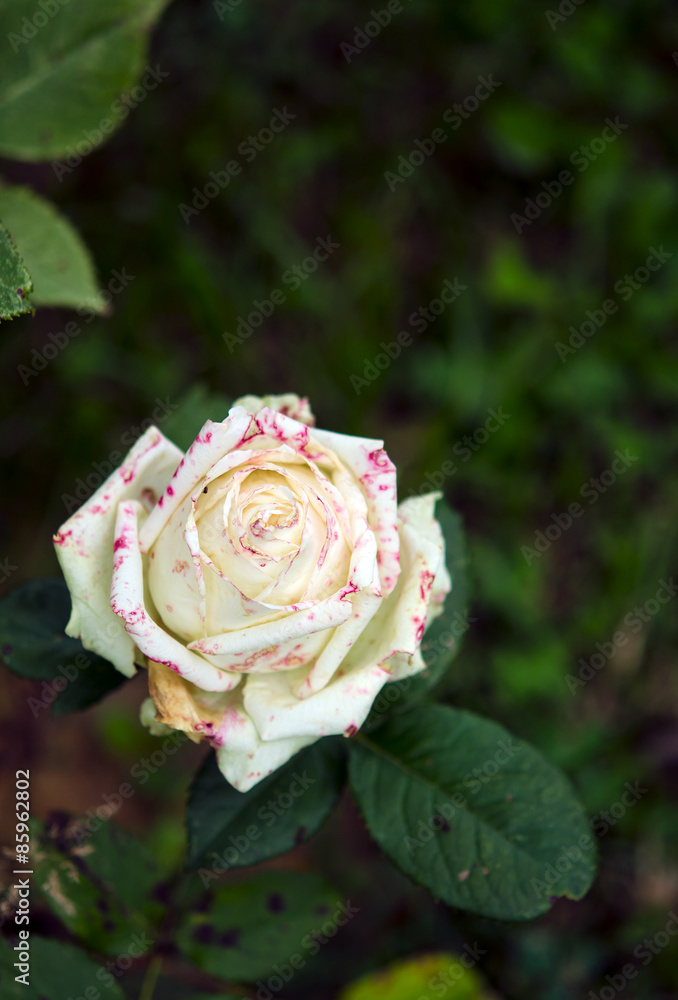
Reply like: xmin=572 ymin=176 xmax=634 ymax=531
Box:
xmin=2 ymin=1 xmax=678 ymax=997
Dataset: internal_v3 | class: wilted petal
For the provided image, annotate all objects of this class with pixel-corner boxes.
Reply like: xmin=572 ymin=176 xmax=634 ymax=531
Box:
xmin=147 ymin=660 xmax=229 ymax=741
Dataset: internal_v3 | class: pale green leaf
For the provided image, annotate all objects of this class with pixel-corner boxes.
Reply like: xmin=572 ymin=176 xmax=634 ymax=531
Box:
xmin=0 ymin=0 xmax=171 ymax=161
xmin=0 ymin=184 xmax=102 ymax=312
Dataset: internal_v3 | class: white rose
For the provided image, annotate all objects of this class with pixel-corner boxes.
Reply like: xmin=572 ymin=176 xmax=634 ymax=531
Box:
xmin=54 ymin=394 xmax=451 ymax=791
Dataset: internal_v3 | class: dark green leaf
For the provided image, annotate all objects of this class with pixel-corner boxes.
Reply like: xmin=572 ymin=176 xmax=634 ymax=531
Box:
xmin=0 ymin=185 xmax=102 ymax=312
xmin=0 ymin=0 xmax=171 ymax=161
xmin=0 ymin=578 xmax=93 ymax=678
xmin=31 ymin=814 xmax=164 ymax=955
xmin=187 ymin=738 xmax=346 ymax=870
xmin=0 ymin=579 xmax=127 ymax=714
xmin=349 ymin=705 xmax=596 ymax=921
xmin=0 ymin=219 xmax=32 ymax=319
xmin=51 ymin=657 xmax=127 ymax=715
xmin=0 ymin=935 xmax=126 ymax=999
xmin=176 ymin=871 xmax=342 ymax=981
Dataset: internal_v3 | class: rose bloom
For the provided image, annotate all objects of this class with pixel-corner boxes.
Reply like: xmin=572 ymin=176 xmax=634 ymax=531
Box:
xmin=54 ymin=394 xmax=451 ymax=791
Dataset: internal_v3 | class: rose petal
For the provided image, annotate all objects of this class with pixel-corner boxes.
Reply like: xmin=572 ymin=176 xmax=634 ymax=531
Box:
xmin=111 ymin=501 xmax=241 ymax=692
xmin=310 ymin=428 xmax=400 ymax=598
xmin=215 ymin=719 xmax=314 ymax=792
xmin=147 ymin=660 xmax=227 ymax=740
xmin=398 ymin=492 xmax=452 ymax=624
xmin=187 ymin=594 xmax=352 ymax=658
xmin=144 ymin=662 xmax=314 ymax=792
xmin=244 ymin=661 xmax=392 ymax=741
xmin=339 ymin=495 xmax=446 ymax=676
xmin=138 ymin=407 xmax=252 ymax=554
xmin=53 ymin=427 xmax=183 ymax=677
xmin=291 ymin=519 xmax=382 ymax=699
xmin=233 ymin=393 xmax=315 ymax=427
xmin=147 ymin=495 xmax=204 ymax=643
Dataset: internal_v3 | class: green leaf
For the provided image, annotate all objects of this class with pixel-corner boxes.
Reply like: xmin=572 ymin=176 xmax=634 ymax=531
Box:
xmin=31 ymin=814 xmax=164 ymax=955
xmin=0 ymin=219 xmax=32 ymax=319
xmin=187 ymin=738 xmax=346 ymax=870
xmin=338 ymin=952 xmax=494 ymax=1000
xmin=0 ymin=0 xmax=171 ymax=161
xmin=0 ymin=936 xmax=126 ymax=1000
xmin=176 ymin=871 xmax=342 ymax=981
xmin=162 ymin=384 xmax=233 ymax=450
xmin=51 ymin=656 xmax=128 ymax=715
xmin=0 ymin=579 xmax=127 ymax=714
xmin=349 ymin=705 xmax=596 ymax=921
xmin=0 ymin=184 xmax=102 ymax=312
xmin=0 ymin=578 xmax=91 ymax=676
xmin=365 ymin=500 xmax=469 ymax=730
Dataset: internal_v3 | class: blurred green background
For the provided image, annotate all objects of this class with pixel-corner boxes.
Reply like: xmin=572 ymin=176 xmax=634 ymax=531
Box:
xmin=2 ymin=0 xmax=678 ymax=997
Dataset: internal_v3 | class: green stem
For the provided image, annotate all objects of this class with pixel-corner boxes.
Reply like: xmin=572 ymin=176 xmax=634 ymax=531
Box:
xmin=138 ymin=955 xmax=163 ymax=1000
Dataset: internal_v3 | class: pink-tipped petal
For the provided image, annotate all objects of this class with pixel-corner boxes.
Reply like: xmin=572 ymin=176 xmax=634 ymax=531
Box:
xmin=53 ymin=427 xmax=183 ymax=677
xmin=110 ymin=501 xmax=241 ymax=692
xmin=138 ymin=407 xmax=252 ymax=554
xmin=310 ymin=427 xmax=400 ymax=597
